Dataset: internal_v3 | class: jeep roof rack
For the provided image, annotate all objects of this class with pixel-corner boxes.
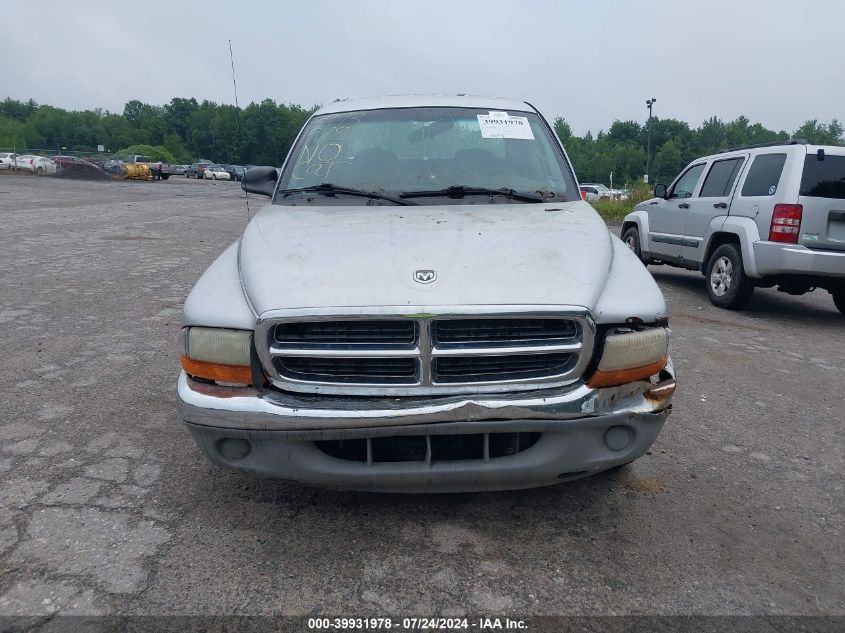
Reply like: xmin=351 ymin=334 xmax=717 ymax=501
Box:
xmin=718 ymin=139 xmax=807 ymax=153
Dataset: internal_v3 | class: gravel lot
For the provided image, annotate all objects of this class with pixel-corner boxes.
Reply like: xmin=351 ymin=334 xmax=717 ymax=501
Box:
xmin=0 ymin=176 xmax=842 ymax=620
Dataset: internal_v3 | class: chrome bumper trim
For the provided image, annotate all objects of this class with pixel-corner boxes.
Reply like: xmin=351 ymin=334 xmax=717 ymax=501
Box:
xmin=176 ymin=359 xmax=675 ymax=432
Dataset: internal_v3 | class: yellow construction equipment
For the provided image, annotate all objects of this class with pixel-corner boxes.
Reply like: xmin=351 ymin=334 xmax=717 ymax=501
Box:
xmin=122 ymin=163 xmax=153 ymax=181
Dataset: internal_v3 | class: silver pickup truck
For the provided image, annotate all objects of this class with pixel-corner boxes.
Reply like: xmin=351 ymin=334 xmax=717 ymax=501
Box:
xmin=176 ymin=95 xmax=676 ymax=492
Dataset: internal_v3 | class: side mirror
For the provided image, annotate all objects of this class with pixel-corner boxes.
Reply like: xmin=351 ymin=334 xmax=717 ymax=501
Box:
xmin=242 ymin=166 xmax=278 ymax=197
xmin=653 ymin=183 xmax=668 ymax=199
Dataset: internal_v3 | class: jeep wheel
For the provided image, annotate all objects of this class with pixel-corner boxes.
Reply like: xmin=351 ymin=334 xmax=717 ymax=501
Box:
xmin=706 ymin=243 xmax=754 ymax=309
xmin=832 ymin=289 xmax=845 ymax=316
xmin=621 ymin=226 xmax=645 ymax=263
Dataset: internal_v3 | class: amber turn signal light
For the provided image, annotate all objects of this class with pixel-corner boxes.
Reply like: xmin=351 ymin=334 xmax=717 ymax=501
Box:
xmin=180 ymin=355 xmax=253 ymax=386
xmin=587 ymin=358 xmax=668 ymax=388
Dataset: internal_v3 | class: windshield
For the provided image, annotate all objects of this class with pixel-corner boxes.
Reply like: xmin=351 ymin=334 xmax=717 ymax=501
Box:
xmin=275 ymin=107 xmax=577 ymax=204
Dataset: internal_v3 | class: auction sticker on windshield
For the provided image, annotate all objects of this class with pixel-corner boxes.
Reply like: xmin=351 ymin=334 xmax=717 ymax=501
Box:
xmin=477 ymin=111 xmax=535 ymax=140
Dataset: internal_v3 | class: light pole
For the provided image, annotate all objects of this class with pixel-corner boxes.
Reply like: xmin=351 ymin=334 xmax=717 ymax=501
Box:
xmin=645 ymin=98 xmax=656 ymax=183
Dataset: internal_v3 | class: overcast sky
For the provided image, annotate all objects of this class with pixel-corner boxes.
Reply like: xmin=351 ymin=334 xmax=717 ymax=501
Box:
xmin=3 ymin=0 xmax=843 ymax=135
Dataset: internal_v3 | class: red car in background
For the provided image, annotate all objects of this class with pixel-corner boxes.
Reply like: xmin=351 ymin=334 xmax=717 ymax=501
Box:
xmin=52 ymin=155 xmax=95 ymax=169
xmin=51 ymin=155 xmax=108 ymax=180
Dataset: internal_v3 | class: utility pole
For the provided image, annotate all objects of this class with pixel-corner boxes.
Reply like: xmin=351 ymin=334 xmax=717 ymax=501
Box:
xmin=645 ymin=98 xmax=657 ymax=183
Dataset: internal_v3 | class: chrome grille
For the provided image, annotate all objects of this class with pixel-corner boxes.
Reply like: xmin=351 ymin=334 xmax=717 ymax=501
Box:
xmin=256 ymin=309 xmax=594 ymax=396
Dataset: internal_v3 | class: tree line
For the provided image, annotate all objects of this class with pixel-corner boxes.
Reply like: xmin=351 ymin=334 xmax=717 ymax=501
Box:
xmin=1 ymin=96 xmax=842 ymax=184
xmin=554 ymin=115 xmax=843 ymax=186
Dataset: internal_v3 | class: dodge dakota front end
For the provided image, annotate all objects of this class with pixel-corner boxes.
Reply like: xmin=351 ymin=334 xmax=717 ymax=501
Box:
xmin=176 ymin=95 xmax=676 ymax=492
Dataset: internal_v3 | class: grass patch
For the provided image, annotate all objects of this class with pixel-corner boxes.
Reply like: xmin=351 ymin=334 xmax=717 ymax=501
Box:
xmin=590 ymin=199 xmax=636 ymax=221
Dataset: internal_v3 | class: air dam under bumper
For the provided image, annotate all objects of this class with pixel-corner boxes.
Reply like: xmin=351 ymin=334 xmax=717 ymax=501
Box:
xmin=177 ymin=366 xmax=674 ymax=492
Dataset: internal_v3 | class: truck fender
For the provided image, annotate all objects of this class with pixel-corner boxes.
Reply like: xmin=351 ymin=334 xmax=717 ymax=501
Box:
xmin=700 ymin=216 xmax=762 ymax=278
xmin=594 ymin=234 xmax=667 ymax=324
xmin=621 ymin=209 xmax=653 ymax=259
xmin=181 ymin=241 xmax=257 ymax=329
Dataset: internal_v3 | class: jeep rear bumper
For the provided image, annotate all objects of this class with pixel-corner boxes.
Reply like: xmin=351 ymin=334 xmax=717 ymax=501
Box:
xmin=754 ymin=241 xmax=845 ymax=278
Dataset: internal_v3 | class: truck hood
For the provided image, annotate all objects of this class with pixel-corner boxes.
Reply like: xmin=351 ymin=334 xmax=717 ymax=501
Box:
xmin=239 ymin=201 xmax=614 ymax=315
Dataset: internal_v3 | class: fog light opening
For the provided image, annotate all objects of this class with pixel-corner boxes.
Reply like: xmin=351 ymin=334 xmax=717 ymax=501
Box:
xmin=604 ymin=426 xmax=634 ymax=452
xmin=218 ymin=438 xmax=251 ymax=461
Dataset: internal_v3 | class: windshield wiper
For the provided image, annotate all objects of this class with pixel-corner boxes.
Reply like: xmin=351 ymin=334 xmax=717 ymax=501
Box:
xmin=399 ymin=186 xmax=545 ymax=203
xmin=278 ymin=183 xmax=416 ymax=206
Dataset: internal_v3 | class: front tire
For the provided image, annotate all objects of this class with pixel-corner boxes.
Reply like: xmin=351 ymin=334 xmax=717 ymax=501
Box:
xmin=621 ymin=226 xmax=646 ymax=263
xmin=706 ymin=243 xmax=754 ymax=309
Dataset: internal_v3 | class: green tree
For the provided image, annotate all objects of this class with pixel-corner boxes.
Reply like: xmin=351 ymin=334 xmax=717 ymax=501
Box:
xmin=651 ymin=138 xmax=684 ymax=184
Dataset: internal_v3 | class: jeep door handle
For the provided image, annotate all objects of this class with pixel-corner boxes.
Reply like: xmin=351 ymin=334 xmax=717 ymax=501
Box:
xmin=678 ymin=203 xmax=690 ymax=209
xmin=713 ymin=202 xmax=728 ymax=209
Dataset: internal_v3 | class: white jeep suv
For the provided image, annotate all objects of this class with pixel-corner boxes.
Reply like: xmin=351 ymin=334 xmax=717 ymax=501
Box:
xmin=623 ymin=141 xmax=845 ymax=313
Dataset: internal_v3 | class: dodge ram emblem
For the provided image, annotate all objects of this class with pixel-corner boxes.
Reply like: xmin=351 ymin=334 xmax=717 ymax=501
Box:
xmin=414 ymin=269 xmax=437 ymax=284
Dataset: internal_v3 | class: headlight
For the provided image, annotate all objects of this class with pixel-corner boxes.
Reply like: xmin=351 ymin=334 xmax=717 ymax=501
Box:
xmin=179 ymin=327 xmax=253 ymax=386
xmin=587 ymin=327 xmax=669 ymax=388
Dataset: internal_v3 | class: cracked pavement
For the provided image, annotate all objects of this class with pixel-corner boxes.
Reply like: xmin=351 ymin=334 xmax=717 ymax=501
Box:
xmin=0 ymin=176 xmax=842 ymax=619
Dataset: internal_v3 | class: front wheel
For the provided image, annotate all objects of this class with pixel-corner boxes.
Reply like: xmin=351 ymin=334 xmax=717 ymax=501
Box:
xmin=705 ymin=243 xmax=754 ymax=309
xmin=621 ymin=226 xmax=646 ymax=264
xmin=832 ymin=289 xmax=845 ymax=316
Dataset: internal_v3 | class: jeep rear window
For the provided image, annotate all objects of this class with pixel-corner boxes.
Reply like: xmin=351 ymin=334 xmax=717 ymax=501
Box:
xmin=740 ymin=153 xmax=786 ymax=197
xmin=700 ymin=157 xmax=745 ymax=198
xmin=800 ymin=153 xmax=845 ymax=199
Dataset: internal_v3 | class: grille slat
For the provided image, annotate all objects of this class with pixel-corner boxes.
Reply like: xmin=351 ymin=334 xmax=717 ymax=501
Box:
xmin=433 ymin=318 xmax=577 ymax=345
xmin=275 ymin=356 xmax=417 ymax=384
xmin=276 ymin=320 xmax=416 ymax=347
xmin=433 ymin=353 xmax=573 ymax=382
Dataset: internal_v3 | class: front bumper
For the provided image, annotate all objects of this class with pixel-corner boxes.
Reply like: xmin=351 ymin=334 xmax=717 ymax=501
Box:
xmin=177 ymin=362 xmax=675 ymax=492
xmin=754 ymin=241 xmax=845 ymax=278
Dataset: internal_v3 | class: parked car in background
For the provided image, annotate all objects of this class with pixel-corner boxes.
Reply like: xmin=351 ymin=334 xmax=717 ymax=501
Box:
xmin=580 ymin=183 xmax=612 ymax=199
xmin=8 ymin=155 xmax=34 ymax=171
xmin=177 ymin=94 xmax=676 ymax=492
xmin=581 ymin=183 xmax=627 ymax=201
xmin=186 ymin=161 xmax=213 ymax=179
xmin=0 ymin=152 xmax=18 ymax=169
xmin=52 ymin=155 xmax=92 ymax=170
xmin=32 ymin=156 xmax=57 ymax=174
xmin=53 ymin=156 xmax=108 ymax=180
xmin=203 ymin=165 xmax=231 ymax=180
xmin=580 ymin=185 xmax=600 ymax=202
xmin=622 ymin=140 xmax=845 ymax=313
xmin=224 ymin=164 xmax=245 ymax=181
xmin=9 ymin=155 xmax=56 ymax=174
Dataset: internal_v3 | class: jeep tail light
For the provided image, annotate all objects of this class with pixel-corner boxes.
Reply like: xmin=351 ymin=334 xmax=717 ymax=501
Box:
xmin=580 ymin=190 xmax=587 ymax=200
xmin=769 ymin=204 xmax=802 ymax=243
